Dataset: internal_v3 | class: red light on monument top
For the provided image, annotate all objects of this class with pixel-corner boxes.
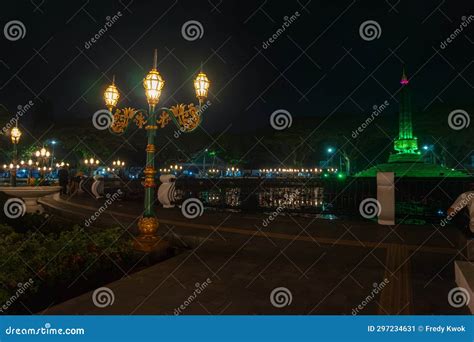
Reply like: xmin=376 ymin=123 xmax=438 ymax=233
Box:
xmin=400 ymin=68 xmax=409 ymax=85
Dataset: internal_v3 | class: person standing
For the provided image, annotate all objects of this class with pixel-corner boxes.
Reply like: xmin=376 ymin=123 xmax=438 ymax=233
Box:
xmin=58 ymin=166 xmax=69 ymax=195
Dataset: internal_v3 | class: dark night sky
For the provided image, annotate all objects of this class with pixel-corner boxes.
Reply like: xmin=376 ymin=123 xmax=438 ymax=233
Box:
xmin=0 ymin=0 xmax=473 ymax=135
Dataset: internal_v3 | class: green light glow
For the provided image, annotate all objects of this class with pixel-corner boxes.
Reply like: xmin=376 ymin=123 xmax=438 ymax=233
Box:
xmin=393 ymin=74 xmax=419 ymax=155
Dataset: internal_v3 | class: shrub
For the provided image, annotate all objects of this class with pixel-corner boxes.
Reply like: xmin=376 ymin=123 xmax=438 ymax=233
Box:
xmin=0 ymin=224 xmax=136 ymax=312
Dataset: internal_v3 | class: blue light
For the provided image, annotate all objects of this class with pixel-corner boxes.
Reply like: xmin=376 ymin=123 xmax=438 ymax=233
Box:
xmin=422 ymin=145 xmax=429 ymax=151
xmin=327 ymin=148 xmax=334 ymax=153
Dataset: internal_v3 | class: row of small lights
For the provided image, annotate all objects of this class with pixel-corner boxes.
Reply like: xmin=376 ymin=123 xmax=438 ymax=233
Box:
xmin=259 ymin=168 xmax=338 ymax=173
xmin=158 ymin=168 xmax=239 ymax=173
xmin=159 ymin=165 xmax=184 ymax=173
xmin=3 ymin=161 xmax=52 ymax=172
xmin=84 ymin=158 xmax=125 ymax=167
xmin=206 ymin=196 xmax=323 ymax=206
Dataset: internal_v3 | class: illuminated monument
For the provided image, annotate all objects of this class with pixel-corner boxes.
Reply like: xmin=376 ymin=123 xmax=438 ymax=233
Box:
xmin=356 ymin=69 xmax=467 ymax=178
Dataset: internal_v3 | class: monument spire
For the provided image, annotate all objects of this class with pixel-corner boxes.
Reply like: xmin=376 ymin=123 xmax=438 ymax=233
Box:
xmin=398 ymin=67 xmax=413 ymax=141
xmin=390 ymin=67 xmax=420 ymax=162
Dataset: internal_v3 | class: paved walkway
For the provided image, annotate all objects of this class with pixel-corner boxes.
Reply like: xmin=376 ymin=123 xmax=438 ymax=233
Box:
xmin=40 ymin=193 xmax=469 ymax=314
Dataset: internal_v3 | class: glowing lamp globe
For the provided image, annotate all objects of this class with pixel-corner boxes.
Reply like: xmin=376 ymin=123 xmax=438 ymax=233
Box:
xmin=104 ymin=81 xmax=120 ymax=110
xmin=10 ymin=127 xmax=22 ymax=144
xmin=194 ymin=72 xmax=210 ymax=100
xmin=143 ymin=69 xmax=165 ymax=105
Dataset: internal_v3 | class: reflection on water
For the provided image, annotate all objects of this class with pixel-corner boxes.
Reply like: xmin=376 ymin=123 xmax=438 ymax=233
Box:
xmin=201 ymin=188 xmax=241 ymax=207
xmin=258 ymin=187 xmax=324 ymax=209
xmin=179 ymin=187 xmax=326 ymax=210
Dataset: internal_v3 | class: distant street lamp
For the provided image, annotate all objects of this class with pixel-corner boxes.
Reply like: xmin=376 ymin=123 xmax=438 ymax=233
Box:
xmin=50 ymin=140 xmax=57 ymax=168
xmin=111 ymin=159 xmax=126 ymax=178
xmin=102 ymin=49 xmax=210 ymax=251
xmin=84 ymin=157 xmax=100 ymax=176
xmin=112 ymin=159 xmax=125 ymax=168
xmin=33 ymin=147 xmax=51 ymax=182
xmin=325 ymin=147 xmax=350 ymax=175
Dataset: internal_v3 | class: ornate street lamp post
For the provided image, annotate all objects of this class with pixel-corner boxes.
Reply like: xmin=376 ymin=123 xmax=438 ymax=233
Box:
xmin=84 ymin=157 xmax=100 ymax=177
xmin=33 ymin=147 xmax=51 ymax=183
xmin=102 ymin=49 xmax=210 ymax=251
xmin=10 ymin=126 xmax=22 ymax=186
